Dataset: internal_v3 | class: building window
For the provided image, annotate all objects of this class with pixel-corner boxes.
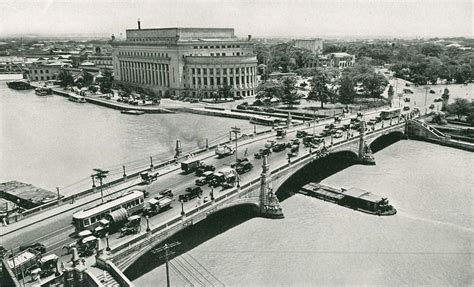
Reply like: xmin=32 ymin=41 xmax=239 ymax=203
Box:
xmin=203 ymin=68 xmax=207 ymax=75
xmin=222 ymin=53 xmax=226 ymax=56
xmin=192 ymin=68 xmax=195 ymax=74
xmin=40 ymin=70 xmax=43 ymax=74
xmin=197 ymin=68 xmax=201 ymax=75
xmin=45 ymin=70 xmax=49 ymax=73
xmin=204 ymin=78 xmax=207 ymax=85
xmin=210 ymin=78 xmax=214 ymax=85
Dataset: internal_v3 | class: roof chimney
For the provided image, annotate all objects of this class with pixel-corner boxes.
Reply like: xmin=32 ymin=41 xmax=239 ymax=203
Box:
xmin=248 ymin=34 xmax=252 ymax=41
xmin=138 ymin=18 xmax=141 ymax=30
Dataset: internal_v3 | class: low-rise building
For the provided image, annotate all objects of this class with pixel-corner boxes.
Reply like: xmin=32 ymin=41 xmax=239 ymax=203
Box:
xmin=329 ymin=52 xmax=355 ymax=68
xmin=27 ymin=63 xmax=63 ymax=81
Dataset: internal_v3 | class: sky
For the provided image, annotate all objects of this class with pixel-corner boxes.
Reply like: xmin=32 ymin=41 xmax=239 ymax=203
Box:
xmin=0 ymin=0 xmax=472 ymax=39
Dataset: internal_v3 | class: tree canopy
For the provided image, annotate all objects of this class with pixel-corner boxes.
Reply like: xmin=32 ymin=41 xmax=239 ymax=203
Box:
xmin=446 ymin=98 xmax=473 ymax=120
xmin=57 ymin=70 xmax=74 ymax=87
xmin=98 ymin=69 xmax=113 ymax=94
xmin=278 ymin=76 xmax=300 ymax=109
xmin=307 ymin=69 xmax=331 ymax=108
xmin=218 ymin=83 xmax=233 ymax=99
xmin=338 ymin=74 xmax=356 ymax=105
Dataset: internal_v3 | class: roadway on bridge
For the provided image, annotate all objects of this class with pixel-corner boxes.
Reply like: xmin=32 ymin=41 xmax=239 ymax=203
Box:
xmin=2 ymin=106 xmax=416 ymax=264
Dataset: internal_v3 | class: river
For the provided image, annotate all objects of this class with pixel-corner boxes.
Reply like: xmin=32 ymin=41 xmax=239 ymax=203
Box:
xmin=0 ymin=77 xmax=254 ymax=193
xmin=132 ymin=140 xmax=473 ymax=286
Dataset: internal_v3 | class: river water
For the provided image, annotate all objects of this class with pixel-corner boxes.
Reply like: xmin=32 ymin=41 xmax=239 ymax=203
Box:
xmin=132 ymin=140 xmax=473 ymax=286
xmin=0 ymin=78 xmax=254 ymax=193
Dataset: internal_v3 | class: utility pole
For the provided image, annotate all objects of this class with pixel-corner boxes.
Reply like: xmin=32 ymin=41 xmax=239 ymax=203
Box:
xmin=152 ymin=242 xmax=181 ymax=287
xmin=231 ymin=126 xmax=241 ymax=163
xmin=92 ymin=168 xmax=109 ymax=203
xmin=424 ymin=86 xmax=430 ymax=115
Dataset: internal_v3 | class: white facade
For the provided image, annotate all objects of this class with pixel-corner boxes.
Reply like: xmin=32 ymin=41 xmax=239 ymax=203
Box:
xmin=112 ymin=27 xmax=258 ymax=97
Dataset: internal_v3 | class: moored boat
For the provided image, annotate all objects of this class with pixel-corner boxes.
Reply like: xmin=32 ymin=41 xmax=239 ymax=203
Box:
xmin=35 ymin=87 xmax=52 ymax=96
xmin=68 ymin=94 xmax=86 ymax=103
xmin=299 ymin=183 xmax=396 ymax=216
xmin=6 ymin=79 xmax=32 ymax=90
xmin=121 ymin=110 xmax=145 ymax=115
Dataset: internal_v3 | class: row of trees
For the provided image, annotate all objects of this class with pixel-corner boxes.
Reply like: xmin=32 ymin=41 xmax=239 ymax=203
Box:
xmin=256 ymin=77 xmax=301 ymax=109
xmin=57 ymin=69 xmax=113 ymax=94
xmin=322 ymin=40 xmax=473 ymax=85
xmin=257 ymin=60 xmax=389 ymax=109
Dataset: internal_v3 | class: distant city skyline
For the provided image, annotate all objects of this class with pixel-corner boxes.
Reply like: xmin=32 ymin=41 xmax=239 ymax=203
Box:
xmin=0 ymin=0 xmax=472 ymax=39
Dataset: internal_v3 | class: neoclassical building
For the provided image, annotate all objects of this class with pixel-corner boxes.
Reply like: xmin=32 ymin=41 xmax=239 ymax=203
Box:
xmin=111 ymin=25 xmax=258 ymax=98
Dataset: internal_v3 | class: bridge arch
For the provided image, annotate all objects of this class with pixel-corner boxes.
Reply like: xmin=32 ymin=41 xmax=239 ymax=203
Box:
xmin=273 ymin=150 xmax=359 ymax=201
xmin=123 ymin=203 xmax=259 ymax=278
xmin=369 ymin=131 xmax=406 ymax=153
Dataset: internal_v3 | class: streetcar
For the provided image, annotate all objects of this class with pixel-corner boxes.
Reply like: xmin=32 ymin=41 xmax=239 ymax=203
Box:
xmin=379 ymin=108 xmax=401 ymax=120
xmin=72 ymin=189 xmax=145 ymax=233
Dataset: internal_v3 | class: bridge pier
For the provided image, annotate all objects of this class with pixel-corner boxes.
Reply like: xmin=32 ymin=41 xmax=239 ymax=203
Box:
xmin=358 ymin=120 xmax=376 ymax=165
xmin=259 ymin=155 xmax=284 ymax=219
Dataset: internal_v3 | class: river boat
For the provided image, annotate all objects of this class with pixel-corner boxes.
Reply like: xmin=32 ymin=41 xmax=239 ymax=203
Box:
xmin=299 ymin=183 xmax=396 ymax=216
xmin=35 ymin=87 xmax=52 ymax=96
xmin=6 ymin=79 xmax=32 ymax=90
xmin=68 ymin=94 xmax=86 ymax=103
xmin=121 ymin=110 xmax=145 ymax=115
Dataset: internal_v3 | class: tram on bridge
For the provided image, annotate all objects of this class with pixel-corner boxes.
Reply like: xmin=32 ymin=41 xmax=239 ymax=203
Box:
xmin=72 ymin=189 xmax=145 ymax=233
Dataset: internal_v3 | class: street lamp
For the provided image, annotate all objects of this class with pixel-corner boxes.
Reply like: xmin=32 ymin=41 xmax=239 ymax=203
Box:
xmin=146 ymin=215 xmax=150 ymax=232
xmin=180 ymin=200 xmax=184 ymax=216
xmin=210 ymin=186 xmax=214 ymax=201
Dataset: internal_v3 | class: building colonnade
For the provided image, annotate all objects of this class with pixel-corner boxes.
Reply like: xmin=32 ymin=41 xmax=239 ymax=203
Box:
xmin=118 ymin=60 xmax=170 ymax=87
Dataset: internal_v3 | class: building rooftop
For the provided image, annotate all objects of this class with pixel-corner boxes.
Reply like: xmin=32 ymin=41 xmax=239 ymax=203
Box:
xmin=343 ymin=187 xmax=383 ymax=203
xmin=126 ymin=27 xmax=236 ymax=41
xmin=330 ymin=52 xmax=353 ymax=58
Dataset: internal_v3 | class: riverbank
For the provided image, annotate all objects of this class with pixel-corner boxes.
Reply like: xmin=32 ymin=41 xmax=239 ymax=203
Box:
xmin=29 ymin=83 xmax=175 ymax=114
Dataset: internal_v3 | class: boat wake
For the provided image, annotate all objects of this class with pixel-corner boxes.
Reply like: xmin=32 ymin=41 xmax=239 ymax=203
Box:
xmin=396 ymin=210 xmax=473 ymax=233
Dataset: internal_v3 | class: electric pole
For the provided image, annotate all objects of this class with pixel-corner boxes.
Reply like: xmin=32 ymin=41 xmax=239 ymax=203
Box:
xmin=92 ymin=168 xmax=109 ymax=203
xmin=231 ymin=126 xmax=241 ymax=163
xmin=152 ymin=241 xmax=181 ymax=287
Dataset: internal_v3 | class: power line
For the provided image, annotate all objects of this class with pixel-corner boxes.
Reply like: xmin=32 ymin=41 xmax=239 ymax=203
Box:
xmin=179 ymin=255 xmax=215 ymax=286
xmin=186 ymin=253 xmax=225 ymax=287
xmin=173 ymin=257 xmax=205 ymax=286
xmin=169 ymin=261 xmax=193 ymax=287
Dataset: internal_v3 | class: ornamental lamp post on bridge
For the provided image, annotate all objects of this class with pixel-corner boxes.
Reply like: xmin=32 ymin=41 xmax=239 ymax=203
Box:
xmin=180 ymin=200 xmax=184 ymax=216
xmin=145 ymin=215 xmax=150 ymax=232
xmin=105 ymin=233 xmax=111 ymax=251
